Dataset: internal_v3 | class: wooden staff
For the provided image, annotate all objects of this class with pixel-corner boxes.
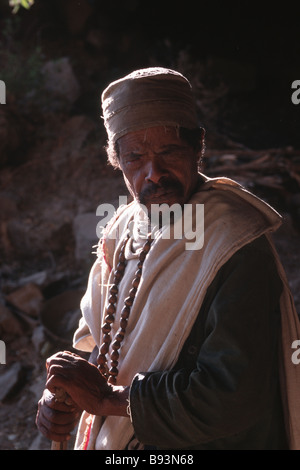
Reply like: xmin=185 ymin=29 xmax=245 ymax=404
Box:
xmin=51 ymin=387 xmax=72 ymax=450
xmin=51 ymin=439 xmax=67 ymax=450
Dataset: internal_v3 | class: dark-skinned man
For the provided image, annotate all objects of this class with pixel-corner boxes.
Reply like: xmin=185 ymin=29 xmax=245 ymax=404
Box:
xmin=36 ymin=68 xmax=300 ymax=450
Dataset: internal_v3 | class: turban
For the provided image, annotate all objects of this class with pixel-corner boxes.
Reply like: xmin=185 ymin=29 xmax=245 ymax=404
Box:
xmin=101 ymin=67 xmax=198 ymax=142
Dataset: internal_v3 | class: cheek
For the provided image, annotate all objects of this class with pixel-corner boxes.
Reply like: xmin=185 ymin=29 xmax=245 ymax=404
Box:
xmin=172 ymin=166 xmax=192 ymax=184
xmin=174 ymin=164 xmax=197 ymax=193
xmin=122 ymin=169 xmax=144 ymax=197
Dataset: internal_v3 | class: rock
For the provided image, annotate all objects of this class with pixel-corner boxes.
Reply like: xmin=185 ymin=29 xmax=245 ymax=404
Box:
xmin=0 ymin=106 xmax=28 ymax=168
xmin=31 ymin=325 xmax=46 ymax=354
xmin=0 ymin=196 xmax=21 ymax=260
xmin=0 ymin=302 xmax=23 ymax=341
xmin=0 ymin=195 xmax=18 ymax=221
xmin=46 ymin=221 xmax=74 ymax=256
xmin=28 ymin=433 xmax=45 ymax=451
xmin=0 ymin=220 xmax=12 ymax=261
xmin=73 ymin=212 xmax=99 ymax=263
xmin=0 ymin=362 xmax=24 ymax=402
xmin=6 ymin=283 xmax=44 ymax=318
xmin=290 ymin=193 xmax=300 ymax=206
xmin=40 ymin=289 xmax=84 ymax=345
xmin=7 ymin=214 xmax=75 ymax=260
xmin=6 ymin=218 xmax=38 ymax=258
xmin=42 ymin=57 xmax=80 ymax=104
xmin=219 ymin=154 xmax=237 ymax=164
xmin=59 ymin=115 xmax=96 ymax=149
xmin=50 ymin=115 xmax=96 ymax=165
xmin=86 ymin=29 xmax=106 ymax=49
xmin=18 ymin=271 xmax=48 ymax=288
xmin=289 ymin=193 xmax=300 ymax=229
xmin=29 ymin=370 xmax=47 ymax=402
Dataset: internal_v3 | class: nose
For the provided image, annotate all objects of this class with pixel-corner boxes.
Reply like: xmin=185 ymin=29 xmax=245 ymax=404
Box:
xmin=145 ymin=157 xmax=168 ymax=185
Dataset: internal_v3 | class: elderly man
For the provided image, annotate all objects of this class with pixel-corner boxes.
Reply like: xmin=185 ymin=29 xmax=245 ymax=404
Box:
xmin=36 ymin=68 xmax=300 ymax=450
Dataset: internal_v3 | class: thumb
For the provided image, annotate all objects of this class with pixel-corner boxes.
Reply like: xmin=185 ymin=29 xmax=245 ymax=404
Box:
xmin=46 ymin=375 xmax=69 ymax=397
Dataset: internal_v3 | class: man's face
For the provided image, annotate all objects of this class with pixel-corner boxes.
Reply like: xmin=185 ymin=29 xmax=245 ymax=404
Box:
xmin=118 ymin=126 xmax=199 ymax=210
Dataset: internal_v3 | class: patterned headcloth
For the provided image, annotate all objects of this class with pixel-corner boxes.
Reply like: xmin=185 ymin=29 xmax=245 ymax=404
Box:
xmin=101 ymin=67 xmax=198 ymax=142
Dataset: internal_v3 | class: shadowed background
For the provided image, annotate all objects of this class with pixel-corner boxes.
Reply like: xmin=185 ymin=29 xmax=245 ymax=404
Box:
xmin=0 ymin=0 xmax=299 ymax=450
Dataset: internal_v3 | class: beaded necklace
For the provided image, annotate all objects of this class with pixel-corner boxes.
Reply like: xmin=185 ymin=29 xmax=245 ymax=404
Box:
xmin=97 ymin=233 xmax=153 ymax=384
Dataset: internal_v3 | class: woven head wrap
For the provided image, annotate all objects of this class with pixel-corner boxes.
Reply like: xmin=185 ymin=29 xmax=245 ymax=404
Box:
xmin=101 ymin=67 xmax=198 ymax=142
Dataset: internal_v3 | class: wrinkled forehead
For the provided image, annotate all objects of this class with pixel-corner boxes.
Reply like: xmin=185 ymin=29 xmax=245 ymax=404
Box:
xmin=117 ymin=126 xmax=185 ymax=152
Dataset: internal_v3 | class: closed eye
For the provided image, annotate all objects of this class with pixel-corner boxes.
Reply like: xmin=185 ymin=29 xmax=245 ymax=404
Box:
xmin=123 ymin=152 xmax=143 ymax=161
xmin=121 ymin=152 xmax=144 ymax=167
xmin=156 ymin=145 xmax=189 ymax=157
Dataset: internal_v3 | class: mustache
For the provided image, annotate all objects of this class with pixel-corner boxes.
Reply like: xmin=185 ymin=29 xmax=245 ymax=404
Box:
xmin=138 ymin=178 xmax=184 ymax=205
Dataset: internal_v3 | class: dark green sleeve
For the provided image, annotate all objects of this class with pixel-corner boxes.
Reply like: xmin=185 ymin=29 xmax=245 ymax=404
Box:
xmin=129 ymin=236 xmax=284 ymax=449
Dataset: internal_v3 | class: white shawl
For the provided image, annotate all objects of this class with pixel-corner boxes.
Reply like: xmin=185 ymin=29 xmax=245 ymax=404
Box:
xmin=73 ymin=175 xmax=300 ymax=450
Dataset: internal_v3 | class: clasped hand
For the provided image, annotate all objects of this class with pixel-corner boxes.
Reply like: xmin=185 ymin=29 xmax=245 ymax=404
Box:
xmin=36 ymin=351 xmax=110 ymax=442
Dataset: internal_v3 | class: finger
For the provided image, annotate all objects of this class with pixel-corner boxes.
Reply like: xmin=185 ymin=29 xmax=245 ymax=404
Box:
xmin=46 ymin=366 xmax=81 ymax=394
xmin=41 ymin=402 xmax=81 ymax=426
xmin=45 ymin=351 xmax=67 ymax=369
xmin=62 ymin=350 xmax=81 ymax=358
xmin=46 ymin=374 xmax=71 ymax=396
xmin=46 ymin=351 xmax=81 ymax=367
xmin=46 ymin=357 xmax=97 ymax=387
xmin=36 ymin=403 xmax=79 ymax=442
xmin=46 ymin=360 xmax=78 ymax=383
xmin=38 ymin=426 xmax=70 ymax=442
xmin=43 ymin=389 xmax=77 ymax=412
xmin=37 ymin=417 xmax=73 ymax=442
xmin=46 ymin=357 xmax=85 ymax=381
xmin=46 ymin=356 xmax=74 ymax=370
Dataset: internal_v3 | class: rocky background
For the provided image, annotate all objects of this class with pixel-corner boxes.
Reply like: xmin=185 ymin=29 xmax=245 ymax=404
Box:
xmin=0 ymin=0 xmax=299 ymax=450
